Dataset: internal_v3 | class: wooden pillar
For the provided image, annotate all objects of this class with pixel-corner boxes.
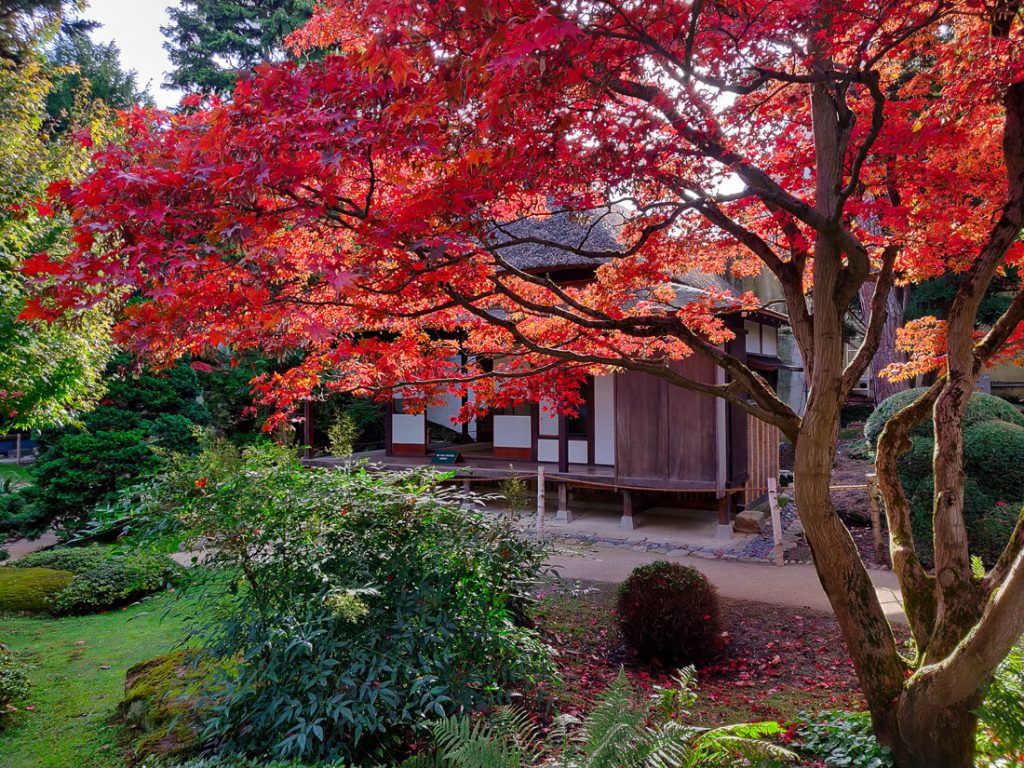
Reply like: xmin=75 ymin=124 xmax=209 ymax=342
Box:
xmin=303 ymin=401 xmax=314 ymax=461
xmin=384 ymin=399 xmax=393 ymax=456
xmin=557 ymin=412 xmax=569 ymax=473
xmin=716 ymin=492 xmax=734 ymax=540
xmin=555 ymin=482 xmax=572 ymax=523
xmin=621 ymin=489 xmax=636 ymax=530
xmin=15 ymin=433 xmax=21 ymax=465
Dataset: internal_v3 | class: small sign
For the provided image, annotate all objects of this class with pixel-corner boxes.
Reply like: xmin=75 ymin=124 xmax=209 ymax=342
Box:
xmin=431 ymin=451 xmax=463 ymax=465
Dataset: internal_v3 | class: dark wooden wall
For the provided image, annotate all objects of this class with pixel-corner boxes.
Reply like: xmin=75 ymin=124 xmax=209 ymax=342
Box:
xmin=614 ymin=356 xmax=718 ymax=486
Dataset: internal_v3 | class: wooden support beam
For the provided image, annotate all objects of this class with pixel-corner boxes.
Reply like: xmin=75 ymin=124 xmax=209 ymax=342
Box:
xmin=621 ymin=489 xmax=636 ymax=530
xmin=716 ymin=492 xmax=735 ymax=540
xmin=557 ymin=412 xmax=569 ymax=473
xmin=555 ymin=482 xmax=572 ymax=523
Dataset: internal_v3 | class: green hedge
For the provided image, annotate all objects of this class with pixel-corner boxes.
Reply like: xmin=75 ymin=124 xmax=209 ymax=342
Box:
xmin=12 ymin=546 xmax=183 ymax=615
xmin=864 ymin=388 xmax=1024 ymax=449
xmin=868 ymin=391 xmax=1024 ymax=565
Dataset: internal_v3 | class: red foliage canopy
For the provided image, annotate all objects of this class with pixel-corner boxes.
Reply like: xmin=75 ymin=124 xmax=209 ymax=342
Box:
xmin=25 ymin=0 xmax=1024 ymax=429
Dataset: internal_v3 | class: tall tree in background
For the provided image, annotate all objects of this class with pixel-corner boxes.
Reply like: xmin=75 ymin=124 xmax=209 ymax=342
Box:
xmin=162 ymin=0 xmax=314 ymax=95
xmin=33 ymin=1 xmax=1024 ymax=765
xmin=0 ymin=49 xmax=112 ymax=431
xmin=0 ymin=0 xmax=90 ymax=63
xmin=44 ymin=31 xmax=150 ymax=132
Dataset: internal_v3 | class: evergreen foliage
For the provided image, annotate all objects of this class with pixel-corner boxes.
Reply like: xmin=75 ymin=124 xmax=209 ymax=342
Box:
xmin=162 ymin=0 xmax=314 ymax=94
xmin=866 ymin=390 xmax=1024 ymax=564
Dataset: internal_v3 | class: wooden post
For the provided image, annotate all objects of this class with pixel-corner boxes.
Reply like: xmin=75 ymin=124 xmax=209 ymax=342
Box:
xmin=715 ymin=492 xmax=733 ymax=540
xmin=555 ymin=482 xmax=571 ymax=523
xmin=14 ymin=433 xmax=22 ymax=465
xmin=621 ymin=489 xmax=635 ymax=530
xmin=768 ymin=477 xmax=784 ymax=566
xmin=303 ymin=401 xmax=314 ymax=461
xmin=536 ymin=466 xmax=545 ymax=539
xmin=866 ymin=473 xmax=885 ymax=563
xmin=557 ymin=412 xmax=569 ymax=473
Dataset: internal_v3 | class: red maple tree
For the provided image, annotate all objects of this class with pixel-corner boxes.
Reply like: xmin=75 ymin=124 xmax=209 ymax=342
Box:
xmin=25 ymin=1 xmax=1024 ymax=764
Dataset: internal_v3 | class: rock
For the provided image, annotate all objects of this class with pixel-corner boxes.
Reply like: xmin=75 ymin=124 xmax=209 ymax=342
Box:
xmin=733 ymin=509 xmax=766 ymax=534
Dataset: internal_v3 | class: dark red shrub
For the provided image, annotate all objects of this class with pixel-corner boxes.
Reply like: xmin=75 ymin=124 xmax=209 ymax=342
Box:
xmin=616 ymin=560 xmax=721 ymax=666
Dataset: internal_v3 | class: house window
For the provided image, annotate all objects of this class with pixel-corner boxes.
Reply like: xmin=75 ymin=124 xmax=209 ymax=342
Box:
xmin=565 ymin=379 xmax=593 ymax=440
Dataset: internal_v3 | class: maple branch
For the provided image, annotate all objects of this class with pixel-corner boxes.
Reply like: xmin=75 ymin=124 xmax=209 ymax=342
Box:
xmin=677 ymin=188 xmax=815 ymax=370
xmin=835 ymin=70 xmax=886 ymax=215
xmin=460 ymin=263 xmax=799 ymax=433
xmin=446 ymin=283 xmax=793 ymax=430
xmin=874 ymin=380 xmax=942 ymax=646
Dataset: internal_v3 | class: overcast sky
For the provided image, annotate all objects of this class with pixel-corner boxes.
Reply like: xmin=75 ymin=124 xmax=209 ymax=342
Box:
xmin=84 ymin=0 xmax=183 ymax=108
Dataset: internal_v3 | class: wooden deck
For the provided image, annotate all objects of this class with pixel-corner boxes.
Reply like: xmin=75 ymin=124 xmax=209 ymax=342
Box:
xmin=309 ymin=450 xmax=730 ymax=494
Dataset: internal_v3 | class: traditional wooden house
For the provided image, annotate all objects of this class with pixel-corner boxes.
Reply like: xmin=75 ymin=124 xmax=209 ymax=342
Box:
xmin=372 ymin=212 xmax=785 ymax=537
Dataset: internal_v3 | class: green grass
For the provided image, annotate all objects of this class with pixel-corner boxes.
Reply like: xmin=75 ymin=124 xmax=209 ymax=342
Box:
xmin=0 ymin=464 xmax=33 ymax=487
xmin=0 ymin=591 xmax=197 ymax=768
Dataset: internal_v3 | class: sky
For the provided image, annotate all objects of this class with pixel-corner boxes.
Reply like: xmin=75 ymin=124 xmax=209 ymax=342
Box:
xmin=83 ymin=0 xmax=183 ymax=108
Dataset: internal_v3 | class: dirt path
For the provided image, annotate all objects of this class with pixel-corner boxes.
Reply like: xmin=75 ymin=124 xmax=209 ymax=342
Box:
xmin=546 ymin=542 xmax=906 ymax=624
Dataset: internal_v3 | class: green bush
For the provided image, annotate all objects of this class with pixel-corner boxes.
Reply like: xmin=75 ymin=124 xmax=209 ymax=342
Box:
xmin=13 ymin=545 xmax=183 ymax=615
xmin=797 ymin=709 xmax=893 ymax=768
xmin=867 ymin=391 xmax=1024 ymax=565
xmin=616 ymin=561 xmax=721 ymax=666
xmin=13 ymin=545 xmax=109 ymax=573
xmin=0 ymin=566 xmax=75 ymax=613
xmin=0 ymin=642 xmax=30 ymax=720
xmin=16 ymin=354 xmax=212 ymax=538
xmin=150 ymin=414 xmax=201 ymax=454
xmin=864 ymin=388 xmax=1024 ymax=449
xmin=976 ymin=638 xmax=1024 ymax=764
xmin=30 ymin=429 xmax=160 ymax=534
xmin=120 ymin=443 xmax=555 ymax=764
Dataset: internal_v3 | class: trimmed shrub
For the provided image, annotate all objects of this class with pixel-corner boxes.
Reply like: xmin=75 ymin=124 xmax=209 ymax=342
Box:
xmin=0 ymin=642 xmax=30 ymax=720
xmin=616 ymin=561 xmax=721 ymax=666
xmin=13 ymin=546 xmax=183 ymax=615
xmin=0 ymin=567 xmax=74 ymax=613
xmin=13 ymin=545 xmax=109 ymax=574
xmin=867 ymin=391 xmax=1024 ymax=565
xmin=48 ymin=553 xmax=182 ymax=615
xmin=864 ymin=388 xmax=1024 ymax=449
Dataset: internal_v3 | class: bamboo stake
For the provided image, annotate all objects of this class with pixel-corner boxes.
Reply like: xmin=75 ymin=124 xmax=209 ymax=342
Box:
xmin=536 ymin=466 xmax=545 ymax=539
xmin=768 ymin=476 xmax=784 ymax=566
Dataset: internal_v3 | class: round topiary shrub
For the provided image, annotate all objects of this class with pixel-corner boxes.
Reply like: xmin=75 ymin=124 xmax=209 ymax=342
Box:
xmin=616 ymin=561 xmax=721 ymax=666
xmin=0 ymin=567 xmax=75 ymax=613
xmin=865 ymin=388 xmax=1024 ymax=450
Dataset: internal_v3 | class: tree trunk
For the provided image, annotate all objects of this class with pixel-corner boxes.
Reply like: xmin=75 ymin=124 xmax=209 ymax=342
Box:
xmin=858 ymin=282 xmax=908 ymax=404
xmin=864 ymin=698 xmax=978 ymax=768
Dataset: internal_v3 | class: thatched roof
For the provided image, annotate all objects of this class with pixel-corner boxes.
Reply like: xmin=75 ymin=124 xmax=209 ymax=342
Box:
xmin=485 ymin=207 xmax=624 ymax=271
